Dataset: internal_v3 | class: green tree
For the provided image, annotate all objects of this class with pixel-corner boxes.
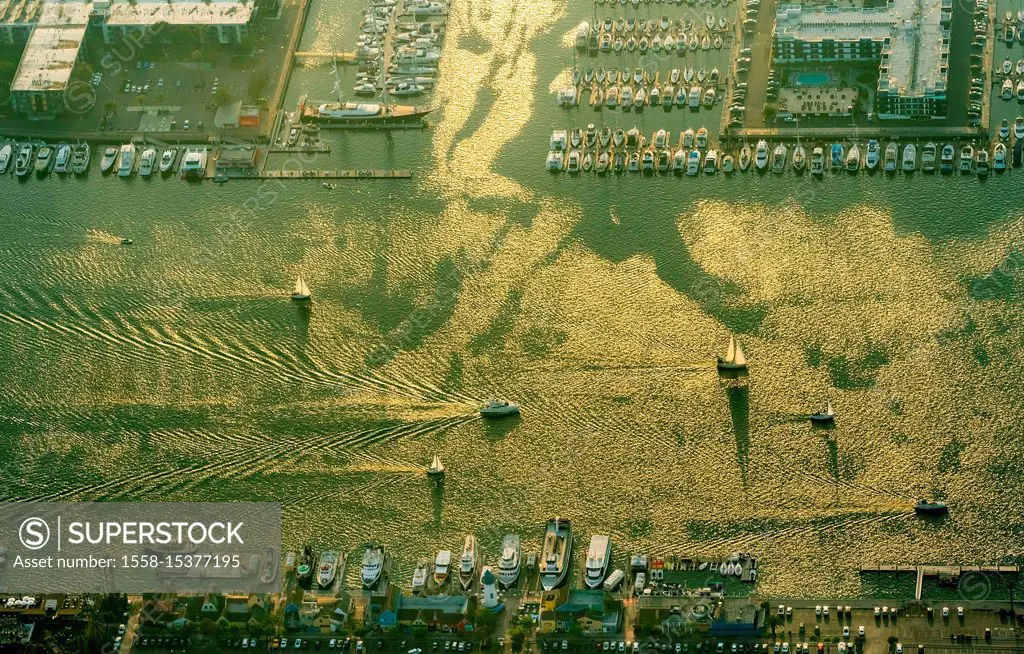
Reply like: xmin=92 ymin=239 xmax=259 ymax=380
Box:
xmin=247 ymin=71 xmax=269 ymax=100
xmin=214 ymin=87 xmax=234 ymax=106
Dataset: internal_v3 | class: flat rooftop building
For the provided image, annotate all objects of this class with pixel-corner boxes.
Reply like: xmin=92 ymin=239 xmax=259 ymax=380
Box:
xmin=774 ymin=0 xmax=952 ymax=118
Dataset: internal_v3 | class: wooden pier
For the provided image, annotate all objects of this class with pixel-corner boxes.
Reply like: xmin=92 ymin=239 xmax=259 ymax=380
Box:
xmin=859 ymin=564 xmax=1020 ymax=601
xmin=259 ymin=168 xmax=411 ymax=179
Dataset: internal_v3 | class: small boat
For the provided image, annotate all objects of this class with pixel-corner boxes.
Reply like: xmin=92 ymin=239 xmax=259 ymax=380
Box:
xmin=713 ymin=35 xmax=723 ymax=49
xmin=1016 ymin=117 xmax=1024 ymax=140
xmin=883 ymin=141 xmax=898 ymax=172
xmin=676 ymin=86 xmax=687 ymax=106
xmin=689 ymin=34 xmax=699 ymax=50
xmin=581 ymin=152 xmax=593 ymax=172
xmin=633 ymin=67 xmax=644 ymax=85
xmin=1017 ymin=80 xmax=1024 ymax=102
xmin=721 ymin=154 xmax=734 ymax=173
xmin=695 ymin=127 xmax=708 ymax=148
xmin=613 ymin=152 xmax=625 ymax=173
xmin=120 ymin=238 xmax=133 ymax=246
xmin=570 ymin=128 xmax=582 ymax=149
xmin=634 ymin=86 xmax=647 ymax=107
xmin=638 ymin=35 xmax=650 ymax=52
xmin=830 ymin=143 xmax=844 ymax=170
xmin=654 ymin=128 xmax=668 ymax=149
xmin=628 ymin=151 xmax=640 ymax=172
xmin=846 ymin=144 xmax=861 ymax=172
xmin=717 ymin=335 xmax=748 ymax=371
xmin=709 ymin=67 xmax=720 ymax=84
xmin=595 ymin=68 xmax=607 ymax=84
xmin=596 ymin=151 xmax=610 ymax=174
xmin=480 ymin=399 xmax=520 ymax=417
xmin=697 ymin=68 xmax=707 ymax=83
xmin=1002 ymin=78 xmax=1014 ymax=100
xmin=670 ymin=68 xmax=681 ymax=85
xmin=613 ymin=37 xmax=623 ymax=51
xmin=53 ymin=143 xmax=71 ymax=174
xmin=649 ymin=85 xmax=661 ymax=105
xmin=1001 ymin=118 xmax=1011 ymax=140
xmin=686 ymin=149 xmax=701 ymax=176
xmin=545 ymin=150 xmax=564 ymax=171
xmin=770 ymin=143 xmax=787 ymax=173
xmin=939 ymin=143 xmax=955 ymax=173
xmin=959 ymin=144 xmax=974 ymax=172
xmin=688 ymin=86 xmax=701 ymax=108
xmin=626 ymin=35 xmax=637 ymax=51
xmin=672 ymin=148 xmax=687 ymax=173
xmin=662 ymin=85 xmax=673 ymax=108
xmin=433 ymin=550 xmax=453 ymax=585
xmin=583 ymin=68 xmax=595 ymax=85
xmin=458 ymin=534 xmax=478 ymax=590
xmin=159 ymin=148 xmax=177 ymax=174
xmin=977 ymin=147 xmax=990 ymax=175
xmin=703 ymin=87 xmax=716 ymax=108
xmin=1019 ymin=8 xmax=1024 ymax=21
xmin=613 ymin=128 xmax=625 ymax=147
xmin=317 ymin=550 xmax=340 ymax=589
xmin=994 ymin=142 xmax=1008 ymax=170
xmin=683 ymin=67 xmax=694 ymax=83
xmin=914 ymin=499 xmax=948 ymax=516
xmin=810 ymin=146 xmax=824 ymax=175
xmin=353 ymin=82 xmax=377 ymax=96
xmin=809 ymin=398 xmax=835 ymax=423
xmin=651 ymin=34 xmax=662 ymax=52
xmin=138 ymin=147 xmax=157 ymax=177
xmin=664 ymin=34 xmax=675 ymax=51
xmin=599 ymin=127 xmax=612 ymax=148
xmin=34 ymin=145 xmax=54 ymax=175
xmin=213 ymin=173 xmax=230 ymax=184
xmin=865 ymin=139 xmax=881 ymax=170
xmin=703 ymin=148 xmax=718 ymax=173
xmin=605 ymin=86 xmax=620 ymax=107
xmin=1003 ymin=58 xmax=1013 ymax=75
xmin=901 ymin=143 xmax=917 ymax=172
xmin=682 ymin=128 xmax=695 ymax=148
xmin=584 ymin=535 xmax=612 ymax=590
xmin=659 ymin=14 xmax=670 ymax=30
xmin=754 ymin=139 xmax=769 ymax=170
xmin=626 ymin=127 xmax=641 ymax=146
xmin=922 ymin=142 xmax=937 ymax=172
xmin=791 ymin=144 xmax=806 ymax=172
xmin=292 ymin=274 xmax=312 ymax=301
xmin=642 ymin=149 xmax=655 ymax=172
xmin=0 ymin=143 xmax=11 ymax=174
xmin=116 ymin=143 xmax=136 ymax=178
xmin=427 ymin=454 xmax=445 ymax=478
xmin=361 ymin=544 xmax=385 ymax=589
xmin=539 ymin=518 xmax=573 ymax=591
xmin=412 ymin=558 xmax=430 ymax=593
xmin=737 ymin=143 xmax=751 ymax=171
xmin=701 ymin=34 xmax=711 ymax=50
xmin=585 ymin=123 xmax=597 ymax=147
xmin=620 ymin=86 xmax=633 ymax=107
xmin=705 ymin=13 xmax=715 ymax=28
xmin=99 ymin=146 xmax=118 ymax=174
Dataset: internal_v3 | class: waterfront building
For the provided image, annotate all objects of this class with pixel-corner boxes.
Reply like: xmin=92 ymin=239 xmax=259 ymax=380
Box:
xmin=394 ymin=594 xmax=473 ymax=633
xmin=538 ymin=589 xmax=622 ymax=635
xmin=480 ymin=567 xmax=499 ymax=610
xmin=773 ymin=0 xmax=953 ymax=118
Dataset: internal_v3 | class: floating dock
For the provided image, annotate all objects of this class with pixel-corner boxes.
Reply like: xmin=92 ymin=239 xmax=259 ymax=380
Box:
xmin=859 ymin=564 xmax=1020 ymax=600
xmin=259 ymin=168 xmax=411 ymax=179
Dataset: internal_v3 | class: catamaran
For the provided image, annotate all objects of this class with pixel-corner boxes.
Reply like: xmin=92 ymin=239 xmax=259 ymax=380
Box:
xmin=717 ymin=335 xmax=748 ymax=372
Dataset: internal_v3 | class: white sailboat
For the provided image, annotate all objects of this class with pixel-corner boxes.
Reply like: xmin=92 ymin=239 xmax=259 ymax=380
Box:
xmin=716 ymin=335 xmax=748 ymax=371
xmin=809 ymin=398 xmax=835 ymax=423
xmin=292 ymin=275 xmax=312 ymax=301
xmin=427 ymin=454 xmax=445 ymax=478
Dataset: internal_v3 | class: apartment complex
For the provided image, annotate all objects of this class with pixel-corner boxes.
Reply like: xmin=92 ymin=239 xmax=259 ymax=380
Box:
xmin=773 ymin=0 xmax=953 ymax=118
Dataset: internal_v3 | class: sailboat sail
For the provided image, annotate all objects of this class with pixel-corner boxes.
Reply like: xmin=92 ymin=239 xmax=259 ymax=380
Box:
xmin=825 ymin=400 xmax=834 ymax=416
xmin=732 ymin=340 xmax=747 ymax=366
xmin=725 ymin=336 xmax=736 ymax=363
xmin=294 ymin=275 xmax=310 ymax=298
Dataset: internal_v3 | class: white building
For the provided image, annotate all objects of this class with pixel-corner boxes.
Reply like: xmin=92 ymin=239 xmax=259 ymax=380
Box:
xmin=773 ymin=0 xmax=952 ymax=118
xmin=480 ymin=567 xmax=499 ymax=610
xmin=98 ymin=0 xmax=254 ymax=45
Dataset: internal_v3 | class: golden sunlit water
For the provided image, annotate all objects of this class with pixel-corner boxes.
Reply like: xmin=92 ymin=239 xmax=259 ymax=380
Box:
xmin=0 ymin=0 xmax=1021 ymax=599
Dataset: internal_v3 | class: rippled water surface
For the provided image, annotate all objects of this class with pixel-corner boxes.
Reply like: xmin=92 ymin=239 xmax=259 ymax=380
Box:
xmin=1 ymin=0 xmax=1023 ymax=598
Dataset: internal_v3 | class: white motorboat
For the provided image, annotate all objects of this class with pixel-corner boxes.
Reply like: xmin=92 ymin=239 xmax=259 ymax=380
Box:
xmin=994 ymin=142 xmax=1007 ymax=170
xmin=480 ymin=399 xmax=519 ymax=417
xmin=770 ymin=143 xmax=787 ymax=173
xmin=959 ymin=144 xmax=974 ymax=172
xmin=739 ymin=143 xmax=751 ymax=171
xmin=1002 ymin=78 xmax=1014 ymax=100
xmin=1001 ymin=118 xmax=1011 ymax=140
xmin=388 ymin=82 xmax=425 ymax=97
xmin=159 ymin=148 xmax=177 ymax=174
xmin=412 ymin=558 xmax=429 ymax=593
xmin=53 ymin=143 xmax=71 ymax=174
xmin=459 ymin=535 xmax=477 ymax=590
xmin=673 ymin=148 xmax=687 ymax=173
xmin=99 ymin=146 xmax=117 ymax=174
xmin=433 ymin=550 xmax=452 ymax=585
xmin=496 ymin=534 xmax=522 ymax=588
xmin=939 ymin=143 xmax=955 ymax=173
xmin=1003 ymin=58 xmax=1013 ymax=75
xmin=865 ymin=139 xmax=880 ymax=170
xmin=921 ymin=142 xmax=937 ymax=172
xmin=34 ymin=145 xmax=53 ymax=175
xmin=584 ymin=535 xmax=612 ymax=589
xmin=0 ymin=143 xmax=12 ymax=174
xmin=682 ymin=128 xmax=695 ymax=148
xmin=703 ymin=87 xmax=716 ymax=108
xmin=116 ymin=143 xmax=136 ymax=177
xmin=540 ymin=518 xmax=572 ymax=591
xmin=977 ymin=147 xmax=990 ymax=175
xmin=138 ymin=147 xmax=157 ymax=177
xmin=810 ymin=146 xmax=824 ymax=175
xmin=703 ymin=148 xmax=718 ymax=173
xmin=545 ymin=150 xmax=564 ymax=171
xmin=901 ymin=143 xmax=917 ymax=172
xmin=846 ymin=144 xmax=861 ymax=171
xmin=361 ymin=544 xmax=385 ymax=588
xmin=754 ymin=140 xmax=769 ymax=170
xmin=686 ymin=149 xmax=701 ymax=176
xmin=722 ymin=154 xmax=734 ymax=173
xmin=1017 ymin=57 xmax=1024 ymax=75
xmin=317 ymin=550 xmax=340 ymax=588
xmin=1016 ymin=117 xmax=1024 ymax=140
xmin=695 ymin=126 xmax=708 ymax=148
xmin=883 ymin=141 xmax=898 ymax=172
xmin=688 ymin=86 xmax=701 ymax=108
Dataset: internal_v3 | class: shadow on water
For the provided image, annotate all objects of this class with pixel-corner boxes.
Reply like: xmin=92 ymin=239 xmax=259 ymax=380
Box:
xmin=293 ymin=302 xmax=311 ymax=345
xmin=824 ymin=436 xmax=840 ymax=482
xmin=726 ymin=386 xmax=750 ymax=486
xmin=430 ymin=477 xmax=445 ymax=530
xmin=480 ymin=414 xmax=521 ymax=440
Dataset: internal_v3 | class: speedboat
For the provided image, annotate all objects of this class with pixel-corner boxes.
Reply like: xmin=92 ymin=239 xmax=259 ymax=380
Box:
xmin=672 ymin=148 xmax=687 ymax=173
xmin=34 ymin=145 xmax=54 ymax=175
xmin=703 ymin=148 xmax=718 ymax=173
xmin=828 ymin=143 xmax=845 ymax=170
xmin=117 ymin=143 xmax=136 ymax=178
xmin=959 ymin=144 xmax=974 ymax=173
xmin=0 ymin=143 xmax=11 ymax=174
xmin=159 ymin=148 xmax=177 ymax=174
xmin=922 ymin=142 xmax=937 ymax=172
xmin=53 ymin=143 xmax=71 ymax=174
xmin=695 ymin=127 xmax=708 ymax=148
xmin=703 ymin=87 xmax=716 ymax=108
xmin=99 ymin=146 xmax=118 ymax=174
xmin=539 ymin=518 xmax=573 ymax=591
xmin=738 ymin=143 xmax=751 ymax=171
xmin=914 ymin=500 xmax=948 ymax=516
xmin=770 ymin=143 xmax=787 ymax=173
xmin=69 ymin=143 xmax=91 ymax=175
xmin=584 ymin=535 xmax=612 ymax=589
xmin=1016 ymin=117 xmax=1024 ymax=140
xmin=845 ymin=144 xmax=860 ymax=172
xmin=654 ymin=128 xmax=668 ymax=149
xmin=411 ymin=558 xmax=430 ymax=593
xmin=883 ymin=142 xmax=898 ymax=172
xmin=433 ymin=550 xmax=452 ymax=585
xmin=810 ymin=146 xmax=824 ymax=175
xmin=682 ymin=128 xmax=695 ymax=148
xmin=939 ymin=144 xmax=955 ymax=173
xmin=1017 ymin=80 xmax=1024 ymax=102
xmin=459 ymin=535 xmax=477 ymax=590
xmin=1002 ymin=78 xmax=1013 ymax=100
xmin=317 ymin=550 xmax=340 ymax=589
xmin=14 ymin=143 xmax=33 ymax=177
xmin=361 ymin=544 xmax=385 ymax=588
xmin=1003 ymin=58 xmax=1012 ymax=75
xmin=138 ymin=147 xmax=157 ymax=177
xmin=994 ymin=142 xmax=1008 ymax=170
xmin=686 ymin=149 xmax=701 ymax=175
xmin=791 ymin=144 xmax=806 ymax=172
xmin=809 ymin=398 xmax=835 ymax=423
xmin=496 ymin=534 xmax=521 ymax=588
xmin=480 ymin=399 xmax=520 ymax=417
xmin=1001 ymin=119 xmax=1011 ymax=140
xmin=717 ymin=335 xmax=748 ymax=371
xmin=754 ymin=140 xmax=769 ymax=170
xmin=976 ymin=148 xmax=990 ymax=175
xmin=865 ymin=139 xmax=881 ymax=170
xmin=722 ymin=154 xmax=734 ymax=173
xmin=901 ymin=143 xmax=917 ymax=172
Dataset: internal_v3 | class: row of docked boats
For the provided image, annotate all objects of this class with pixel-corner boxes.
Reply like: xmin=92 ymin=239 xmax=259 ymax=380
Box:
xmin=99 ymin=144 xmax=192 ymax=177
xmin=575 ymin=16 xmax=729 ymax=55
xmin=352 ymin=0 xmax=445 ymax=99
xmin=0 ymin=142 xmax=91 ymax=177
xmin=593 ymin=0 xmax=733 ymax=5
xmin=560 ymin=66 xmax=721 ymax=112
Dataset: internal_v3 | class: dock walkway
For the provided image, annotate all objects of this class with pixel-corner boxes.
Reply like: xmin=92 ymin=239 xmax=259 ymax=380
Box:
xmin=859 ymin=564 xmax=1020 ymax=601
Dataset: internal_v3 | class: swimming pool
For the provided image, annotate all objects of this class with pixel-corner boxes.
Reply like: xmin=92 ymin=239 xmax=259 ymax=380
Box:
xmin=792 ymin=71 xmax=833 ymax=87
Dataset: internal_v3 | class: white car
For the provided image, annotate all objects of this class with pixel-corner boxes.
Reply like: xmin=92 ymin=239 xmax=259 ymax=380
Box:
xmin=562 ymin=641 xmax=568 ymax=651
xmin=330 ymin=640 xmax=337 ymax=649
xmin=281 ymin=639 xmax=289 ymax=648
xmin=633 ymin=644 xmax=640 ymax=653
xmin=786 ymin=607 xmax=793 ymax=617
xmin=779 ymin=605 xmax=786 ymax=616
xmin=957 ymin=607 xmax=964 ymax=617
xmin=858 ymin=626 xmax=865 ymax=636
xmin=117 ymin=624 xmax=126 ymax=636
xmin=942 ymin=607 xmax=949 ymax=618
xmin=295 ymin=640 xmax=303 ymax=649
xmin=823 ymin=606 xmax=829 ymax=617
xmin=843 ymin=628 xmax=849 ymax=638
xmin=815 ymin=606 xmax=822 ymax=617
xmin=782 ymin=644 xmax=790 ymax=654
xmin=895 ymin=645 xmax=902 ymax=654
xmin=882 ymin=607 xmax=889 ymax=616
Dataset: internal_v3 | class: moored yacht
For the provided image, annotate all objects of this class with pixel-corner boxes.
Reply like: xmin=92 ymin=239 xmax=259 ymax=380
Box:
xmin=433 ymin=550 xmax=452 ymax=585
xmin=361 ymin=544 xmax=385 ymax=588
xmin=70 ymin=143 xmax=91 ymax=174
xmin=810 ymin=146 xmax=824 ymax=175
xmin=883 ymin=141 xmax=898 ymax=172
xmin=976 ymin=147 xmax=990 ymax=175
xmin=159 ymin=148 xmax=178 ymax=174
xmin=994 ymin=142 xmax=1008 ymax=170
xmin=411 ymin=557 xmax=429 ymax=593
xmin=865 ymin=139 xmax=881 ymax=170
xmin=939 ymin=143 xmax=955 ymax=173
xmin=791 ymin=144 xmax=806 ymax=172
xmin=703 ymin=148 xmax=718 ymax=173
xmin=496 ymin=534 xmax=521 ymax=588
xmin=829 ymin=143 xmax=844 ymax=170
xmin=845 ymin=143 xmax=860 ymax=172
xmin=770 ymin=143 xmax=787 ymax=173
xmin=317 ymin=550 xmax=340 ymax=588
xmin=14 ymin=143 xmax=34 ymax=178
xmin=921 ymin=142 xmax=937 ymax=172
xmin=540 ymin=518 xmax=572 ymax=591
xmin=99 ymin=146 xmax=118 ymax=174
xmin=458 ymin=535 xmax=478 ymax=589
xmin=959 ymin=144 xmax=974 ymax=172
xmin=901 ymin=143 xmax=917 ymax=172
xmin=754 ymin=140 xmax=769 ymax=170
xmin=686 ymin=149 xmax=701 ymax=176
xmin=34 ymin=145 xmax=54 ymax=175
xmin=53 ymin=143 xmax=71 ymax=174
xmin=1016 ymin=116 xmax=1024 ymax=140
xmin=584 ymin=534 xmax=612 ymax=589
xmin=738 ymin=143 xmax=751 ymax=171
xmin=117 ymin=143 xmax=136 ymax=177
xmin=138 ymin=147 xmax=157 ymax=177
xmin=0 ymin=143 xmax=11 ymax=174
